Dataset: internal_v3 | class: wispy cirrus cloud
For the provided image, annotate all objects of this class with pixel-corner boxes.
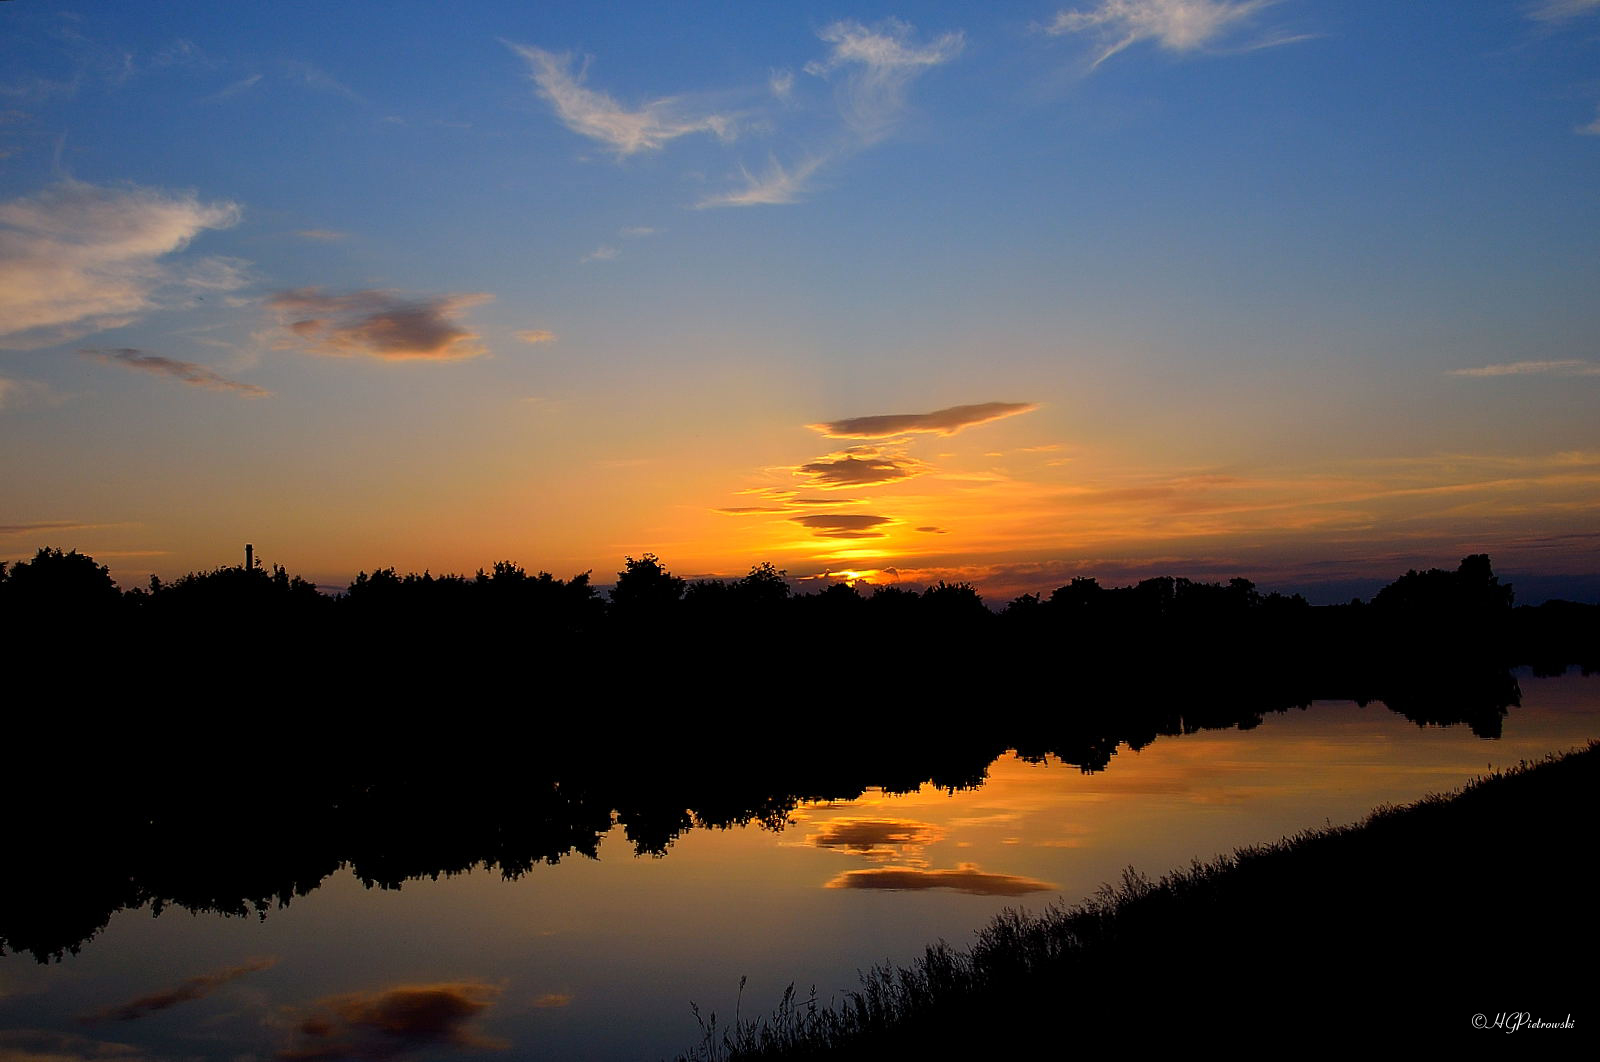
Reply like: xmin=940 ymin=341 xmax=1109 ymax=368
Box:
xmin=698 ymin=154 xmax=825 ymax=208
xmin=1448 ymin=359 xmax=1600 ymax=377
xmin=0 ymin=180 xmax=242 ymax=349
xmin=0 ymin=520 xmax=108 ymax=535
xmin=268 ymin=288 xmax=492 ymax=361
xmin=206 ymin=73 xmax=263 ymax=101
xmin=805 ymin=18 xmax=964 ymax=143
xmin=285 ymin=60 xmax=361 ymax=103
xmin=1528 ymin=0 xmax=1600 ymax=21
xmin=1579 ymin=105 xmax=1600 ymax=136
xmin=294 ymin=228 xmax=347 ymax=241
xmin=83 ymin=347 xmax=271 ymax=397
xmin=770 ymin=68 xmax=796 ymax=103
xmin=82 ymin=958 xmax=277 ymax=1023
xmin=1045 ymin=0 xmax=1298 ymax=69
xmin=701 ymin=18 xmax=960 ymax=208
xmin=825 ymin=862 xmax=1056 ymax=896
xmin=515 ymin=329 xmax=557 ymax=345
xmin=508 ymin=43 xmax=735 ymax=156
xmin=811 ymin=402 xmax=1038 ymax=439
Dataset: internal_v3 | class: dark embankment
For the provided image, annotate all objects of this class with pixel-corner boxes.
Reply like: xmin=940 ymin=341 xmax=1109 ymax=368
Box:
xmin=679 ymin=744 xmax=1598 ymax=1056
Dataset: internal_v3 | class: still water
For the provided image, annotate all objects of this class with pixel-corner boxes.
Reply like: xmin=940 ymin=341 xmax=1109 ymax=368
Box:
xmin=3 ymin=671 xmax=1596 ymax=1061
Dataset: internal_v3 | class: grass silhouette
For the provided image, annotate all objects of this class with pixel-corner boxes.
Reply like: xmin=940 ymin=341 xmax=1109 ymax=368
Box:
xmin=679 ymin=742 xmax=1598 ymax=1056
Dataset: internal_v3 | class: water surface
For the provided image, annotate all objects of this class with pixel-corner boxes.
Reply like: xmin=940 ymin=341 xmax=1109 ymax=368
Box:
xmin=3 ymin=672 xmax=1595 ymax=1060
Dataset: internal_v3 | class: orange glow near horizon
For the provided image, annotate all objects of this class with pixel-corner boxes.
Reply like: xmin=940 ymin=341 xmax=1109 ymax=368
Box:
xmin=12 ymin=395 xmax=1600 ymax=601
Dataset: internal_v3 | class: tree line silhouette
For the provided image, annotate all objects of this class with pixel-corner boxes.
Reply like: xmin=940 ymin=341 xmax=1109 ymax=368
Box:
xmin=2 ymin=547 xmax=1593 ymax=686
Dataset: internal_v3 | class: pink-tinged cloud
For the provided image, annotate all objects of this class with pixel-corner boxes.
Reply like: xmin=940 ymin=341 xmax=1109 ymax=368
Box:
xmin=810 ymin=402 xmax=1036 ymax=439
xmin=269 ymin=288 xmax=492 ymax=361
xmin=83 ymin=347 xmax=270 ymax=397
xmin=1046 ymin=0 xmax=1300 ymax=70
xmin=0 ymin=180 xmax=242 ymax=349
xmin=824 ymin=862 xmax=1056 ymax=896
xmin=1447 ymin=359 xmax=1600 ymax=377
xmin=0 ymin=521 xmax=106 ymax=535
xmin=278 ymin=982 xmax=505 ymax=1061
xmin=82 ymin=958 xmax=277 ymax=1023
xmin=804 ymin=19 xmax=965 ymax=143
xmin=508 ymin=44 xmax=735 ymax=156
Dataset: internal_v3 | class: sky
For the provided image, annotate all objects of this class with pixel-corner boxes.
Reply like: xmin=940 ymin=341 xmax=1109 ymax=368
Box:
xmin=3 ymin=0 xmax=1598 ymax=601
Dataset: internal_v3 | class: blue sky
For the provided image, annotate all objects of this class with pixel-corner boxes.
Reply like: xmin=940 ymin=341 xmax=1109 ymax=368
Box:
xmin=3 ymin=1 xmax=1598 ymax=598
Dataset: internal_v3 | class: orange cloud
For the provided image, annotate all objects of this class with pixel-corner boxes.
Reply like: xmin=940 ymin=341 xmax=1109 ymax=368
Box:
xmin=82 ymin=957 xmax=277 ymax=1023
xmin=269 ymin=288 xmax=492 ymax=361
xmin=805 ymin=817 xmax=945 ymax=860
xmin=278 ymin=982 xmax=505 ymax=1061
xmin=824 ymin=862 xmax=1056 ymax=896
xmin=532 ymin=993 xmax=573 ymax=1009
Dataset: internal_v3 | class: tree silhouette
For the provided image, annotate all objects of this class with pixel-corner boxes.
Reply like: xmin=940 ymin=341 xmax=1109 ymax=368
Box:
xmin=0 ymin=548 xmax=122 ymax=632
xmin=610 ymin=553 xmax=686 ymax=619
xmin=733 ymin=562 xmax=790 ymax=607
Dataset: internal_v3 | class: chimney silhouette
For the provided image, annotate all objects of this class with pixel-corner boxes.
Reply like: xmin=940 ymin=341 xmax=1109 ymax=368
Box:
xmin=245 ymin=543 xmax=254 ymax=572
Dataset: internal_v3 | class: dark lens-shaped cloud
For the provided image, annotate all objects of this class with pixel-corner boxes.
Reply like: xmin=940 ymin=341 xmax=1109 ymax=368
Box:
xmin=809 ymin=402 xmax=1036 ymax=439
xmin=269 ymin=288 xmax=492 ymax=361
xmin=83 ymin=348 xmax=270 ymax=397
xmin=278 ymin=982 xmax=505 ymax=1061
xmin=824 ymin=862 xmax=1056 ymax=896
xmin=791 ymin=514 xmax=892 ymax=539
xmin=82 ymin=958 xmax=277 ymax=1023
xmin=797 ymin=452 xmax=925 ymax=488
